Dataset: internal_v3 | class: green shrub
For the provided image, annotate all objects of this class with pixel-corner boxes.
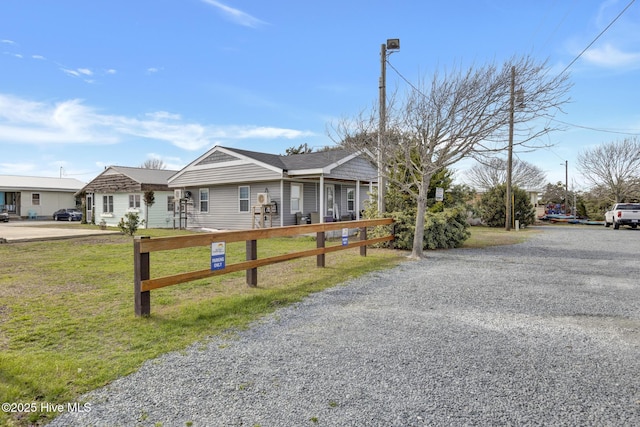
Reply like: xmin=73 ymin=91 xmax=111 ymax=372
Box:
xmin=118 ymin=212 xmax=145 ymax=236
xmin=478 ymin=184 xmax=536 ymax=228
xmin=364 ymin=202 xmax=470 ymax=250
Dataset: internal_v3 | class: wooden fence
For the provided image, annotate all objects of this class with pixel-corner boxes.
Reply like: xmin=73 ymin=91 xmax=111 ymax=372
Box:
xmin=134 ymin=218 xmax=394 ymax=316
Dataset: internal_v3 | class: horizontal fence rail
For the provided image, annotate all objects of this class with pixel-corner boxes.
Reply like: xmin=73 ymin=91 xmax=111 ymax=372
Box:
xmin=134 ymin=218 xmax=394 ymax=316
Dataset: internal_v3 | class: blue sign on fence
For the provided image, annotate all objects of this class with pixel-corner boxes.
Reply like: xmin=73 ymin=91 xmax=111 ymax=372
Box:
xmin=342 ymin=228 xmax=349 ymax=246
xmin=211 ymin=242 xmax=226 ymax=271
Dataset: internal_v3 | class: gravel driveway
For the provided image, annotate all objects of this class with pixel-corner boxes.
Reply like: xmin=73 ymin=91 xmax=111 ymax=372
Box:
xmin=50 ymin=226 xmax=640 ymax=426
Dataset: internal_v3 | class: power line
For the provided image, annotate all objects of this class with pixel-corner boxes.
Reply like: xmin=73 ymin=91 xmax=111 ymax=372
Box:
xmin=385 ymin=60 xmax=427 ymax=99
xmin=545 ymin=116 xmax=640 ymax=136
xmin=558 ymin=0 xmax=636 ymax=76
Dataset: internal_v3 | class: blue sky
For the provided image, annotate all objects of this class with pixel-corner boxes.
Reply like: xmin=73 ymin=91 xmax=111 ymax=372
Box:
xmin=1 ymin=0 xmax=639 ymax=189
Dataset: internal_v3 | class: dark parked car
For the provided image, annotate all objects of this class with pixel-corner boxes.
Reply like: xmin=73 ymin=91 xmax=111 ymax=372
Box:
xmin=0 ymin=211 xmax=8 ymax=222
xmin=53 ymin=208 xmax=83 ymax=221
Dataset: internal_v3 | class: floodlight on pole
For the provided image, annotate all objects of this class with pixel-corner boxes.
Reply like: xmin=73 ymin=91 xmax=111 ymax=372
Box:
xmin=378 ymin=38 xmax=400 ymax=214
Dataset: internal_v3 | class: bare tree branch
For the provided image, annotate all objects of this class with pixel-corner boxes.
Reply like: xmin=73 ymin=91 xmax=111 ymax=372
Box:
xmin=140 ymin=158 xmax=166 ymax=169
xmin=466 ymin=157 xmax=547 ymax=191
xmin=332 ymin=55 xmax=571 ymax=258
xmin=577 ymin=137 xmax=640 ymax=203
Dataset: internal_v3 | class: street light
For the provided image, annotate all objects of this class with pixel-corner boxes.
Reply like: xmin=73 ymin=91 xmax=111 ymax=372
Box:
xmin=378 ymin=38 xmax=400 ymax=214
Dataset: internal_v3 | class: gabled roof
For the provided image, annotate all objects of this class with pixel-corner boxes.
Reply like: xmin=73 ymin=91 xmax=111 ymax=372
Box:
xmin=78 ymin=166 xmax=179 ymax=194
xmin=0 ymin=175 xmax=85 ymax=192
xmin=221 ymin=146 xmax=363 ymax=171
xmin=223 ymin=147 xmax=288 ymax=170
xmin=106 ymin=166 xmax=178 ymax=184
xmin=168 ymin=145 xmax=376 ymax=185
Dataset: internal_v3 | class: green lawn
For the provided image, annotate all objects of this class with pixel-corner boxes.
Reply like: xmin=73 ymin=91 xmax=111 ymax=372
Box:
xmin=0 ymin=224 xmax=534 ymax=426
xmin=0 ymin=228 xmax=403 ymax=426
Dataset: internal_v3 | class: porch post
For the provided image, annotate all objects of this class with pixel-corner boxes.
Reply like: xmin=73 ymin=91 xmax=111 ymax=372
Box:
xmin=356 ymin=180 xmax=360 ymax=219
xmin=280 ymin=179 xmax=284 ymax=227
xmin=319 ymin=175 xmax=324 ymax=224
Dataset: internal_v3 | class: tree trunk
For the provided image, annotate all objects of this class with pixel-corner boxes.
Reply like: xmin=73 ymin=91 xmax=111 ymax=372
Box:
xmin=410 ymin=177 xmax=430 ymax=259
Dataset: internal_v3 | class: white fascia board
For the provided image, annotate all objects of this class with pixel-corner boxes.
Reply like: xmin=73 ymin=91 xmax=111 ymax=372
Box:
xmin=287 ymin=168 xmax=325 ymax=176
xmin=168 ymin=145 xmax=284 ymax=183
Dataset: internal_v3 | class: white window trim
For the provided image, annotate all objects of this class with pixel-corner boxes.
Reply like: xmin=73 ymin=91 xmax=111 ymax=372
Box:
xmin=129 ymin=194 xmax=141 ymax=209
xmin=238 ymin=185 xmax=250 ymax=213
xmin=346 ymin=187 xmax=355 ymax=212
xmin=199 ymin=188 xmax=209 ymax=213
xmin=290 ymin=183 xmax=303 ymax=214
xmin=31 ymin=193 xmax=41 ymax=206
xmin=103 ymin=195 xmax=114 ymax=213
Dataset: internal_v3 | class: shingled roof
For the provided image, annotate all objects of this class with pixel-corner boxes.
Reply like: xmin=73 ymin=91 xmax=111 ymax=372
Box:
xmin=223 ymin=146 xmax=363 ymax=172
xmin=78 ymin=166 xmax=178 ymax=194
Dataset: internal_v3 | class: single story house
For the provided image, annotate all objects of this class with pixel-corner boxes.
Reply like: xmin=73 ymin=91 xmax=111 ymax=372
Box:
xmin=0 ymin=175 xmax=85 ymax=220
xmin=77 ymin=166 xmax=178 ymax=228
xmin=168 ymin=146 xmax=379 ymax=230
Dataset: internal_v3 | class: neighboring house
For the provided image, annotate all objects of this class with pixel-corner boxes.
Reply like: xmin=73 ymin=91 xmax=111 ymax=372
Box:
xmin=168 ymin=146 xmax=378 ymax=230
xmin=0 ymin=175 xmax=85 ymax=219
xmin=77 ymin=166 xmax=178 ymax=228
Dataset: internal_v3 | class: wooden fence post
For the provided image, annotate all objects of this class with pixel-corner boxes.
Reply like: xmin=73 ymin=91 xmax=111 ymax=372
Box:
xmin=359 ymin=226 xmax=367 ymax=257
xmin=316 ymin=231 xmax=325 ymax=267
xmin=134 ymin=236 xmax=151 ymax=316
xmin=246 ymin=239 xmax=257 ymax=287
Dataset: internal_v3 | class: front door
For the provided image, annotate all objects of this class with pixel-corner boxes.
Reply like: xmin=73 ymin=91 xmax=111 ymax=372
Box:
xmin=86 ymin=194 xmax=94 ymax=223
xmin=325 ymin=184 xmax=335 ymax=219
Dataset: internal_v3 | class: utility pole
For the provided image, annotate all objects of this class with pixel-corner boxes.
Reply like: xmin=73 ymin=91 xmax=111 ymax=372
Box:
xmin=377 ymin=39 xmax=400 ymax=214
xmin=564 ymin=160 xmax=568 ymax=215
xmin=378 ymin=42 xmax=387 ymax=214
xmin=505 ymin=66 xmax=515 ymax=231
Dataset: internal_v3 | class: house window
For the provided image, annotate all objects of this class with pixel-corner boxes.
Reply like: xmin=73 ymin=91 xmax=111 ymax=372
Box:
xmin=103 ymin=195 xmax=114 ymax=213
xmin=167 ymin=195 xmax=175 ymax=212
xmin=347 ymin=188 xmax=355 ymax=212
xmin=31 ymin=193 xmax=40 ymax=206
xmin=129 ymin=194 xmax=141 ymax=209
xmin=239 ymin=186 xmax=250 ymax=213
xmin=199 ymin=188 xmax=209 ymax=212
xmin=291 ymin=183 xmax=303 ymax=213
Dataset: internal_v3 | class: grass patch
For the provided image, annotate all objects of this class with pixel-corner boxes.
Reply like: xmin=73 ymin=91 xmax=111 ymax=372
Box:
xmin=0 ymin=224 xmax=535 ymax=426
xmin=0 ymin=229 xmax=402 ymax=426
xmin=461 ymin=225 xmax=538 ymax=248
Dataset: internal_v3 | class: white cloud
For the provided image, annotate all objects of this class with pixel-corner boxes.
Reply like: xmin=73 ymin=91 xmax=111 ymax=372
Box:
xmin=201 ymin=0 xmax=268 ymax=28
xmin=0 ymin=162 xmax=36 ymax=174
xmin=32 ymin=55 xmax=46 ymax=60
xmin=146 ymin=111 xmax=182 ymax=121
xmin=583 ymin=43 xmax=640 ymax=68
xmin=0 ymin=94 xmax=314 ymax=151
xmin=1 ymin=39 xmax=15 ymax=45
xmin=233 ymin=126 xmax=314 ymax=139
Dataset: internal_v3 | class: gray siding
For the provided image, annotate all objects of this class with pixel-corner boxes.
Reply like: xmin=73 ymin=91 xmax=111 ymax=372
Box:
xmin=303 ymin=182 xmax=318 ymax=215
xmin=178 ymin=180 xmax=373 ymax=229
xmin=171 ymin=164 xmax=282 ymax=187
xmin=326 ymin=156 xmax=377 ymax=181
xmin=186 ymin=182 xmax=282 ymax=230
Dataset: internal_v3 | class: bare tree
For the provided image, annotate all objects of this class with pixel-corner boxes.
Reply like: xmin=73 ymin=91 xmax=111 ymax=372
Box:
xmin=577 ymin=137 xmax=640 ymax=203
xmin=334 ymin=56 xmax=570 ymax=259
xmin=466 ymin=157 xmax=546 ymax=190
xmin=140 ymin=158 xmax=166 ymax=169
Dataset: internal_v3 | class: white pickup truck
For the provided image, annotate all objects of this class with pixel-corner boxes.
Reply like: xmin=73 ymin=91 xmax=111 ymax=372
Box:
xmin=604 ymin=203 xmax=640 ymax=229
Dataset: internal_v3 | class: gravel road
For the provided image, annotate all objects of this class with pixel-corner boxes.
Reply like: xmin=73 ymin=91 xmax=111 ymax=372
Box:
xmin=49 ymin=225 xmax=640 ymax=426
